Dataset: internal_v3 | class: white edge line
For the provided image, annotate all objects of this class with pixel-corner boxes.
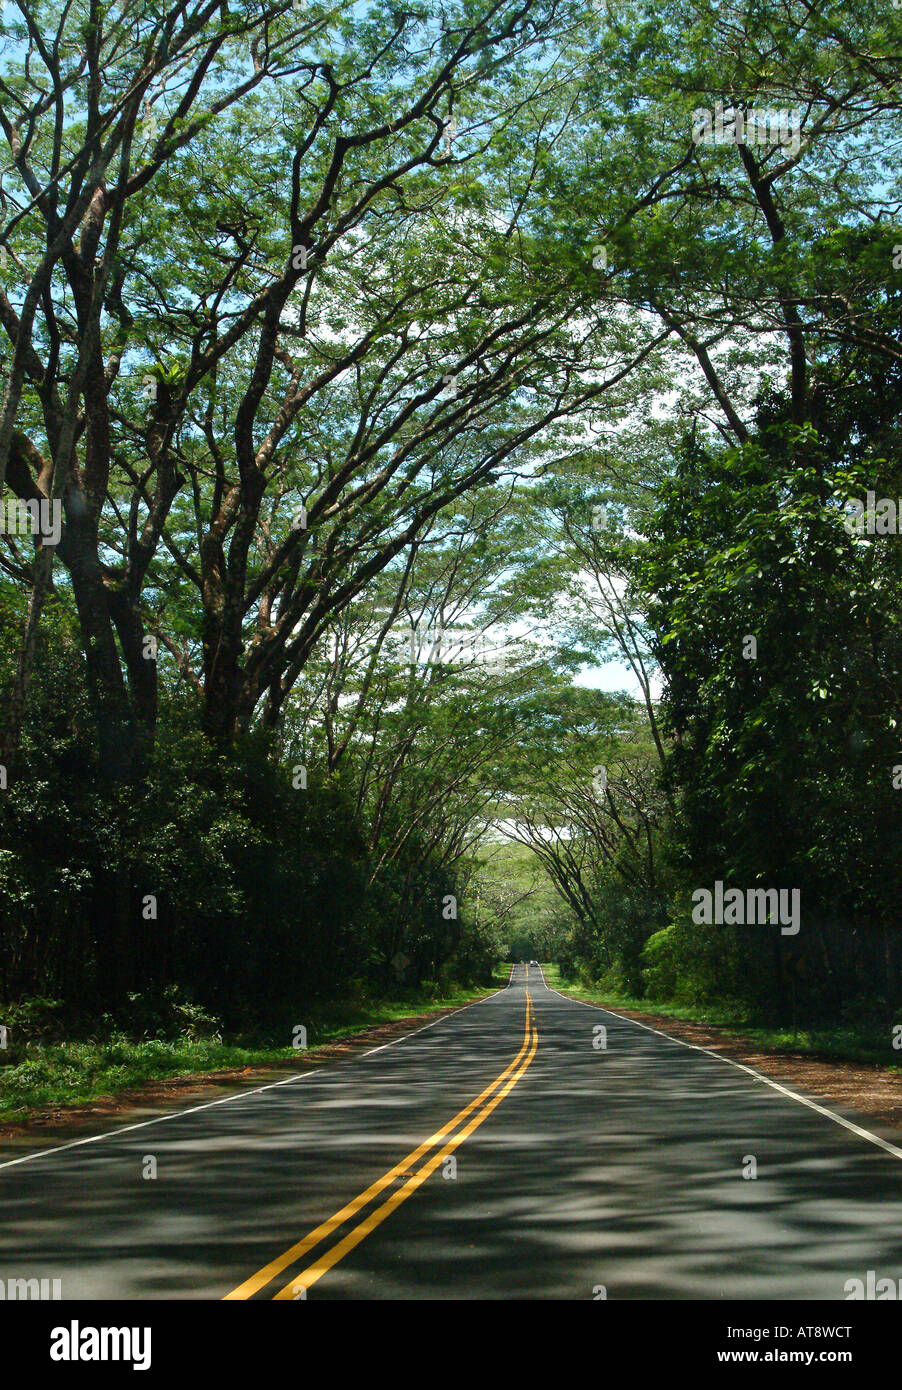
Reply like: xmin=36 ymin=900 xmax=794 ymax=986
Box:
xmin=0 ymin=1069 xmax=321 ymax=1173
xmin=0 ymin=981 xmax=511 ymax=1173
xmin=537 ymin=964 xmax=902 ymax=1164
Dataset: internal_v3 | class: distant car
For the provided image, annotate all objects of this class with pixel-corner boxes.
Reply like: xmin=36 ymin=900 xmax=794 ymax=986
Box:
xmin=530 ymin=959 xmax=538 ymax=966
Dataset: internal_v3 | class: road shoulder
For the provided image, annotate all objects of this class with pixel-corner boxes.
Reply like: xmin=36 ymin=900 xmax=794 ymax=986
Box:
xmin=550 ymin=983 xmax=902 ymax=1137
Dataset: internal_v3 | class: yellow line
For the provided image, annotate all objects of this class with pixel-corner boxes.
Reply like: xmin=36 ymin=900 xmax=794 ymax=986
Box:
xmin=273 ymin=997 xmax=539 ymax=1298
xmin=224 ymin=991 xmax=535 ymax=1300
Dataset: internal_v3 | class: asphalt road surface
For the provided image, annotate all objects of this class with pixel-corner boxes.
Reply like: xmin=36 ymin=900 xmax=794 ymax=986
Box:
xmin=2 ymin=963 xmax=902 ymax=1299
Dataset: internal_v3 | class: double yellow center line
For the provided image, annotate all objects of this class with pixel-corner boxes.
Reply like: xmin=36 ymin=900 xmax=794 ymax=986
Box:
xmin=225 ymin=988 xmax=538 ymax=1300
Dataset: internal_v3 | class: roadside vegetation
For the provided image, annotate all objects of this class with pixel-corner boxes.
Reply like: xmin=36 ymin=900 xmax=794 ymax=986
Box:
xmin=542 ymin=966 xmax=902 ymax=1074
xmin=0 ymin=977 xmax=502 ymax=1123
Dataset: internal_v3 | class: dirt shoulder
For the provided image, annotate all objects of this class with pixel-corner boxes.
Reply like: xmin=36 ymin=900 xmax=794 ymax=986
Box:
xmin=0 ymin=999 xmax=484 ymax=1152
xmin=557 ymin=989 xmax=902 ymax=1135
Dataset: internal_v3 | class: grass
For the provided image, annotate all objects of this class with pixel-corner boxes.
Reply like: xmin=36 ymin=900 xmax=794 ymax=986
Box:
xmin=0 ymin=977 xmax=499 ymax=1124
xmin=542 ymin=965 xmax=902 ymax=1073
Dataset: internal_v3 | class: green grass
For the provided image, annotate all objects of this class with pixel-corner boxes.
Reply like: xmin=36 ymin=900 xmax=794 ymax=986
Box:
xmin=0 ymin=979 xmax=495 ymax=1124
xmin=543 ymin=966 xmax=902 ymax=1073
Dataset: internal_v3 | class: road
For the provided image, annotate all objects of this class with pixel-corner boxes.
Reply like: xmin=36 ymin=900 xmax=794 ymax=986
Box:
xmin=2 ymin=963 xmax=902 ymax=1299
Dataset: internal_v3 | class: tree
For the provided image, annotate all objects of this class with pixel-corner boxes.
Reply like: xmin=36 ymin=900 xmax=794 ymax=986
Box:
xmin=3 ymin=0 xmax=628 ymax=766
